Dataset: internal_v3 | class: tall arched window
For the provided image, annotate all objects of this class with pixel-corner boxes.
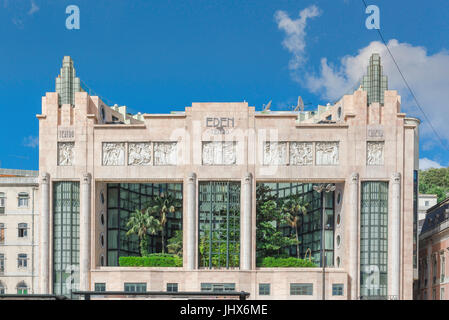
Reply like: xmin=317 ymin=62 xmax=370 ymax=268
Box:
xmin=16 ymin=281 xmax=28 ymax=295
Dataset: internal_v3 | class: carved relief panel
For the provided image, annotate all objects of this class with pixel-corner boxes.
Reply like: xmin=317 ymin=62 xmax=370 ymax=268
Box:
xmin=263 ymin=142 xmax=287 ymax=166
xmin=128 ymin=142 xmax=152 ymax=166
xmin=58 ymin=142 xmax=74 ymax=166
xmin=102 ymin=142 xmax=125 ymax=166
xmin=290 ymin=142 xmax=313 ymax=166
xmin=154 ymin=142 xmax=177 ymax=166
xmin=202 ymin=141 xmax=236 ymax=165
xmin=367 ymin=141 xmax=384 ymax=166
xmin=316 ymin=142 xmax=339 ymax=165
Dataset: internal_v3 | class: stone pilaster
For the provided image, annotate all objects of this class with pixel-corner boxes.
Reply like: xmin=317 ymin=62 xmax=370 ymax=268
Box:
xmin=348 ymin=172 xmax=359 ymax=300
xmin=186 ymin=173 xmax=197 ymax=270
xmin=390 ymin=173 xmax=401 ymax=298
xmin=80 ymin=173 xmax=91 ymax=291
xmin=39 ymin=172 xmax=50 ymax=294
xmin=241 ymin=173 xmax=252 ymax=271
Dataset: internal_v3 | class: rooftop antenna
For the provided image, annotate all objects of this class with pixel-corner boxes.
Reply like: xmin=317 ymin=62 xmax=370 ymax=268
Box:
xmin=262 ymin=100 xmax=272 ymax=112
xmin=294 ymin=96 xmax=305 ymax=112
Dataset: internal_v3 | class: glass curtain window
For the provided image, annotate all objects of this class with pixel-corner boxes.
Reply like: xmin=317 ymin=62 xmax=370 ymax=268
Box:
xmin=413 ymin=170 xmax=418 ymax=269
xmin=360 ymin=181 xmax=388 ymax=298
xmin=53 ymin=181 xmax=80 ymax=299
xmin=106 ymin=183 xmax=183 ymax=266
xmin=255 ymin=183 xmax=334 ymax=267
xmin=198 ymin=182 xmax=240 ymax=269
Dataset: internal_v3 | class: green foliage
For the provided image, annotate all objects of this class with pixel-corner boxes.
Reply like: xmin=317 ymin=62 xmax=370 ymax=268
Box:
xmin=143 ymin=193 xmax=182 ymax=254
xmin=119 ymin=254 xmax=182 ymax=267
xmin=419 ymin=168 xmax=449 ymax=203
xmin=255 ymin=184 xmax=303 ymax=260
xmin=199 ymin=225 xmax=240 ymax=268
xmin=257 ymin=256 xmax=317 ymax=268
xmin=126 ymin=209 xmax=160 ymax=257
xmin=167 ymin=230 xmax=183 ymax=257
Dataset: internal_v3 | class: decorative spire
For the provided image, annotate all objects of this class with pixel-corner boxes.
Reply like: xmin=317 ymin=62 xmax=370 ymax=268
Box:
xmin=361 ymin=53 xmax=388 ymax=105
xmin=55 ymin=56 xmax=83 ymax=106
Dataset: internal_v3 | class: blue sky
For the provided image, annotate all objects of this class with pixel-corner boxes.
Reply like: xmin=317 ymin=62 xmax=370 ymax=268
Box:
xmin=0 ymin=0 xmax=448 ymax=170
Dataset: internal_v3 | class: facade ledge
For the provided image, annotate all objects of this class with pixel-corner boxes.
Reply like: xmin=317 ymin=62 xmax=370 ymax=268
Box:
xmin=294 ymin=123 xmax=349 ymax=128
xmin=93 ymin=124 xmax=147 ymax=129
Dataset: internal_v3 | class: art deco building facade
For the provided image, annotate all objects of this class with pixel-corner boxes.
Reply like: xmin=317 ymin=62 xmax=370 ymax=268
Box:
xmin=36 ymin=55 xmax=419 ymax=300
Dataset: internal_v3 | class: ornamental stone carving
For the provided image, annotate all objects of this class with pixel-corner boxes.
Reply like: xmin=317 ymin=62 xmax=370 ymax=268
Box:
xmin=263 ymin=142 xmax=287 ymax=166
xmin=202 ymin=141 xmax=236 ymax=165
xmin=102 ymin=142 xmax=125 ymax=166
xmin=367 ymin=141 xmax=384 ymax=166
xmin=58 ymin=142 xmax=74 ymax=166
xmin=154 ymin=142 xmax=177 ymax=166
xmin=128 ymin=142 xmax=152 ymax=166
xmin=290 ymin=142 xmax=313 ymax=166
xmin=316 ymin=142 xmax=339 ymax=165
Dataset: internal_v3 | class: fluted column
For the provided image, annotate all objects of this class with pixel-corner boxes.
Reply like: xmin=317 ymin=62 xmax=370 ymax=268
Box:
xmin=390 ymin=173 xmax=401 ymax=298
xmin=39 ymin=172 xmax=50 ymax=294
xmin=80 ymin=173 xmax=91 ymax=291
xmin=186 ymin=173 xmax=197 ymax=270
xmin=241 ymin=173 xmax=252 ymax=271
xmin=348 ymin=173 xmax=359 ymax=300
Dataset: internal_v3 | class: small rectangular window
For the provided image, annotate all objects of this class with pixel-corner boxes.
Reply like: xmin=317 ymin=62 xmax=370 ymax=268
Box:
xmin=332 ymin=284 xmax=344 ymax=296
xmin=18 ymin=254 xmax=27 ymax=268
xmin=290 ymin=283 xmax=313 ymax=296
xmin=18 ymin=193 xmax=29 ymax=208
xmin=18 ymin=223 xmax=28 ymax=238
xmin=95 ymin=283 xmax=106 ymax=292
xmin=124 ymin=283 xmax=146 ymax=293
xmin=259 ymin=283 xmax=270 ymax=296
xmin=201 ymin=283 xmax=235 ymax=292
xmin=167 ymin=283 xmax=178 ymax=293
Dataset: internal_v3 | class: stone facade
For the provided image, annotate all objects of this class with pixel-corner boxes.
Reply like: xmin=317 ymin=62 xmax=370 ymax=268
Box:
xmin=35 ymin=56 xmax=419 ymax=300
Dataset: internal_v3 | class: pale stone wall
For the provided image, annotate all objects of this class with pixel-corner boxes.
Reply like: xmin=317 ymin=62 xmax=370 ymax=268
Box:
xmin=0 ymin=182 xmax=39 ymax=294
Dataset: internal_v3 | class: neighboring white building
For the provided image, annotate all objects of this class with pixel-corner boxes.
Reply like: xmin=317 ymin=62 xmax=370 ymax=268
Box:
xmin=0 ymin=169 xmax=39 ymax=295
xmin=418 ymin=194 xmax=438 ymax=233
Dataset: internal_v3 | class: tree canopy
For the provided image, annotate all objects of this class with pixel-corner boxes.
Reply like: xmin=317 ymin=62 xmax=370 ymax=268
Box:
xmin=419 ymin=167 xmax=449 ymax=203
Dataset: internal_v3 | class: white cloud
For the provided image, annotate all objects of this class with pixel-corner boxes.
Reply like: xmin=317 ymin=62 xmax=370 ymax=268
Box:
xmin=420 ymin=158 xmax=444 ymax=170
xmin=28 ymin=0 xmax=39 ymax=15
xmin=274 ymin=6 xmax=321 ymax=73
xmin=23 ymin=136 xmax=39 ymax=148
xmin=302 ymin=39 xmax=449 ymax=145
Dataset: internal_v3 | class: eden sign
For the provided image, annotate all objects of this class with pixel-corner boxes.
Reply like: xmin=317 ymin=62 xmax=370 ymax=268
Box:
xmin=206 ymin=117 xmax=235 ymax=129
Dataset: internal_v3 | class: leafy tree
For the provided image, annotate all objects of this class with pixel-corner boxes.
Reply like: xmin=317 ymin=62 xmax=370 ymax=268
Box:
xmin=256 ymin=184 xmax=298 ymax=260
xmin=419 ymin=168 xmax=449 ymax=202
xmin=167 ymin=230 xmax=183 ymax=257
xmin=282 ymin=196 xmax=308 ymax=259
xmin=126 ymin=208 xmax=160 ymax=257
xmin=145 ymin=192 xmax=181 ymax=254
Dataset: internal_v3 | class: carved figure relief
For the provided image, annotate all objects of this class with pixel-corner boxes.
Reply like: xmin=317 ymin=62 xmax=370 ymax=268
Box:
xmin=316 ymin=142 xmax=339 ymax=165
xmin=367 ymin=141 xmax=384 ymax=166
xmin=128 ymin=142 xmax=152 ymax=166
xmin=102 ymin=142 xmax=125 ymax=166
xmin=289 ymin=142 xmax=313 ymax=166
xmin=202 ymin=141 xmax=236 ymax=165
xmin=154 ymin=142 xmax=177 ymax=165
xmin=58 ymin=142 xmax=74 ymax=166
xmin=263 ymin=142 xmax=287 ymax=166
